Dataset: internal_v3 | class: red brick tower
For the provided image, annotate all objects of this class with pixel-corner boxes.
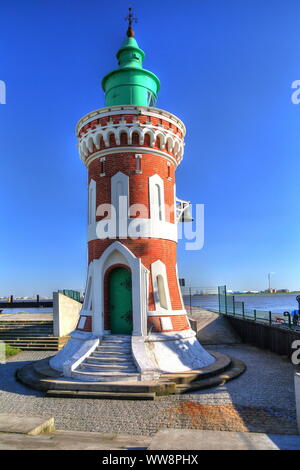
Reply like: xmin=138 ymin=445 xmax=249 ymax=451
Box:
xmin=50 ymin=17 xmax=214 ymax=379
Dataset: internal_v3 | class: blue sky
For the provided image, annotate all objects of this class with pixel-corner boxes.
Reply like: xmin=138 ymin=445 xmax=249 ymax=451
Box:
xmin=0 ymin=0 xmax=300 ymax=296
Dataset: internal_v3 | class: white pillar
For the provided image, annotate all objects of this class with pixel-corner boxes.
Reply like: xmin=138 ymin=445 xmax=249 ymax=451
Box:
xmin=92 ymin=262 xmax=104 ymax=336
xmin=295 ymin=372 xmax=300 ymax=433
xmin=132 ymin=258 xmax=143 ymax=336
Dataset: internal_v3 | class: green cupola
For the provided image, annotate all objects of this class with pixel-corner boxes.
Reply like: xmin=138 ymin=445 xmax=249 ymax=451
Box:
xmin=102 ymin=15 xmax=160 ymax=107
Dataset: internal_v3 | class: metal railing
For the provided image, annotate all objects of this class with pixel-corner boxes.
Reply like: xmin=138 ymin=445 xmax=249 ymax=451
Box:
xmin=59 ymin=290 xmax=81 ymax=303
xmin=218 ymin=285 xmax=300 ymax=331
xmin=181 ymin=286 xmax=219 ymax=316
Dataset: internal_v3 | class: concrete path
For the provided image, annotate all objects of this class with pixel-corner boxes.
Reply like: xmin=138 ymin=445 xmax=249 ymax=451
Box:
xmin=0 ymin=426 xmax=299 ymax=450
xmin=189 ymin=307 xmax=241 ymax=345
xmin=0 ymin=313 xmax=53 ymax=321
xmin=0 ymin=414 xmax=54 ymax=435
xmin=0 ymin=430 xmax=150 ymax=450
xmin=148 ymin=429 xmax=300 ymax=450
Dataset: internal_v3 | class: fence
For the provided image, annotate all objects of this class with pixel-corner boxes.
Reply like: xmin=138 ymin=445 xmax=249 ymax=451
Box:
xmin=58 ymin=290 xmax=81 ymax=303
xmin=218 ymin=285 xmax=299 ymax=331
xmin=181 ymin=287 xmax=218 ymax=316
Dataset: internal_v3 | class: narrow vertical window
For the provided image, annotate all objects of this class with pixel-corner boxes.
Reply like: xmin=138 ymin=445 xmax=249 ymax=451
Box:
xmin=149 ymin=174 xmax=165 ymax=221
xmin=154 ymin=184 xmax=162 ymax=221
xmin=88 ymin=187 xmax=94 ymax=224
xmin=100 ymin=157 xmax=106 ymax=176
xmin=88 ymin=179 xmax=96 ymax=225
xmin=157 ymin=275 xmax=168 ymax=309
xmin=167 ymin=162 xmax=171 ymax=179
xmin=135 ymin=154 xmax=142 ymax=174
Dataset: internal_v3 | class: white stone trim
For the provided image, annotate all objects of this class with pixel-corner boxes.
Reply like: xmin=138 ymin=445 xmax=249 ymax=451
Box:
xmin=79 ymin=128 xmax=184 ymax=164
xmin=83 ymin=268 xmax=93 ymax=310
xmin=175 ymin=264 xmax=185 ymax=310
xmin=151 ymin=260 xmax=172 ymax=313
xmin=77 ymin=317 xmax=86 ymax=329
xmin=83 ymin=147 xmax=178 ymax=168
xmin=49 ymin=330 xmax=98 ymax=372
xmin=64 ymin=338 xmax=99 ymax=377
xmin=131 ymin=336 xmax=160 ymax=379
xmin=91 ymin=241 xmax=148 ymax=337
xmin=111 ymin=171 xmax=129 ymax=238
xmin=88 ymin=179 xmax=96 ymax=225
xmin=146 ymin=328 xmax=196 ymax=342
xmin=149 ymin=174 xmax=165 ymax=222
xmin=88 ymin=218 xmax=178 ymax=242
xmin=160 ymin=317 xmax=173 ymax=331
xmin=76 ymin=105 xmax=186 ymax=137
xmin=147 ymin=309 xmax=187 ymax=317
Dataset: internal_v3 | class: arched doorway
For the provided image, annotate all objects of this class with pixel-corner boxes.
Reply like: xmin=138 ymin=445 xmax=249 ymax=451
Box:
xmin=108 ymin=266 xmax=133 ymax=335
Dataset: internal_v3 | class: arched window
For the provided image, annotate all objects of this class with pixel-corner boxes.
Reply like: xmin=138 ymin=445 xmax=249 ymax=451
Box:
xmin=109 ymin=133 xmax=116 ymax=147
xmin=111 ymin=172 xmax=129 ymax=237
xmin=132 ymin=132 xmax=139 ymax=145
xmin=88 ymin=179 xmax=96 ymax=225
xmin=149 ymin=174 xmax=165 ymax=221
xmin=120 ymin=132 xmax=128 ymax=146
xmin=157 ymin=275 xmax=168 ymax=309
xmin=154 ymin=184 xmax=162 ymax=221
xmin=144 ymin=133 xmax=151 ymax=147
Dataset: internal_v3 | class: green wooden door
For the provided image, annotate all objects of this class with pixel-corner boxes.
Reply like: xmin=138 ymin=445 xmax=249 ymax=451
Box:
xmin=109 ymin=267 xmax=133 ymax=335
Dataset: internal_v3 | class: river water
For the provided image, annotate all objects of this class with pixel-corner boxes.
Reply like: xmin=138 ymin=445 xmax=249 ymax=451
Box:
xmin=1 ymin=294 xmax=299 ymax=316
xmin=0 ymin=307 xmax=52 ymax=315
xmin=183 ymin=293 xmax=300 ymax=314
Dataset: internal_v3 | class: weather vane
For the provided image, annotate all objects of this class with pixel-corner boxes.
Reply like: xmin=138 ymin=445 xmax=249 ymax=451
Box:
xmin=125 ymin=7 xmax=137 ymax=37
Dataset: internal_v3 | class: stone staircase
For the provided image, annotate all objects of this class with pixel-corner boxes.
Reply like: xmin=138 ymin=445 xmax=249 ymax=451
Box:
xmin=72 ymin=335 xmax=140 ymax=382
xmin=0 ymin=320 xmax=68 ymax=351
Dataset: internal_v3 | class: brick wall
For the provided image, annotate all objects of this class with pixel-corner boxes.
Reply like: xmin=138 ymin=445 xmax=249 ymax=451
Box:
xmin=88 ymin=238 xmax=183 ymax=312
xmin=89 ymin=152 xmax=175 ymax=223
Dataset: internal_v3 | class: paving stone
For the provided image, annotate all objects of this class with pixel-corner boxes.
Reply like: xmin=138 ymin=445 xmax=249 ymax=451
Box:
xmin=0 ymin=345 xmax=298 ymax=436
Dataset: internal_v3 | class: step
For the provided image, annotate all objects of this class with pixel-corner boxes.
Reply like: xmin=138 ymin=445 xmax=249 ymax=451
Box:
xmin=95 ymin=345 xmax=131 ymax=350
xmin=79 ymin=363 xmax=137 ymax=372
xmin=4 ymin=338 xmax=59 ymax=344
xmin=46 ymin=390 xmax=156 ymax=400
xmin=95 ymin=350 xmax=132 ymax=356
xmin=101 ymin=335 xmax=131 ymax=341
xmin=7 ymin=345 xmax=58 ymax=349
xmin=45 ymin=378 xmax=165 ymax=393
xmin=89 ymin=351 xmax=132 ymax=361
xmin=86 ymin=356 xmax=133 ymax=364
xmin=0 ymin=322 xmax=53 ymax=325
xmin=0 ymin=328 xmax=53 ymax=331
xmin=0 ymin=324 xmax=52 ymax=327
xmin=4 ymin=345 xmax=59 ymax=349
xmin=0 ymin=334 xmax=54 ymax=338
xmin=71 ymin=369 xmax=140 ymax=382
xmin=79 ymin=361 xmax=137 ymax=371
xmin=0 ymin=332 xmax=53 ymax=336
xmin=100 ymin=339 xmax=131 ymax=344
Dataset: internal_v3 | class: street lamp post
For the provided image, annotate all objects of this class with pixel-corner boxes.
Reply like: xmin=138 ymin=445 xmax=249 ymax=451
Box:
xmin=268 ymin=272 xmax=275 ymax=293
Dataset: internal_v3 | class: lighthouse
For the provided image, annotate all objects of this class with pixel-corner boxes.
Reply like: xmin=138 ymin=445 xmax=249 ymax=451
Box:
xmin=50 ymin=12 xmax=215 ymax=381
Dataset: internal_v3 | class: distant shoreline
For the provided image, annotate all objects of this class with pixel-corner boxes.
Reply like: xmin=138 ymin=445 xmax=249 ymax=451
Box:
xmin=232 ymin=292 xmax=300 ymax=295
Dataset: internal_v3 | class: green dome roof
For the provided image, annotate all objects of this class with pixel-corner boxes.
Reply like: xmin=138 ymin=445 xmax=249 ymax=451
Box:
xmin=101 ymin=32 xmax=160 ymax=107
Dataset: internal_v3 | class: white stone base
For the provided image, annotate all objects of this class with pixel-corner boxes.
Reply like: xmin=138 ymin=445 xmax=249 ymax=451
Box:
xmin=49 ymin=328 xmax=215 ymax=380
xmin=295 ymin=372 xmax=300 ymax=433
xmin=131 ymin=329 xmax=215 ymax=374
xmin=49 ymin=330 xmax=99 ymax=375
xmin=142 ymin=329 xmax=215 ymax=373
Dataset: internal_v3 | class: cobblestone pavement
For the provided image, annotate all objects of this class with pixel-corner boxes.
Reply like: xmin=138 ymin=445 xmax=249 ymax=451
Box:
xmin=0 ymin=345 xmax=298 ymax=436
